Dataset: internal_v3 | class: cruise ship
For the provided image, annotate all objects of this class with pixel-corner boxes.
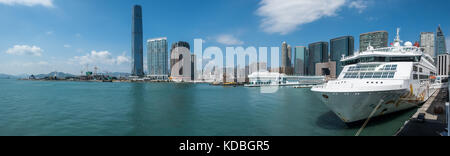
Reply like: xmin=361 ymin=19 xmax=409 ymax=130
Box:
xmin=311 ymin=28 xmax=438 ymax=123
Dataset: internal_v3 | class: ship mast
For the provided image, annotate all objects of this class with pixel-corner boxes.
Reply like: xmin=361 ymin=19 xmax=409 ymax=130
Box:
xmin=393 ymin=28 xmax=403 ymax=47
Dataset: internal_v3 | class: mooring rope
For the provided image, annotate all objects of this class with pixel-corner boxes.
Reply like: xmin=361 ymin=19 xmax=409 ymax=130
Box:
xmin=355 ymin=99 xmax=385 ymax=136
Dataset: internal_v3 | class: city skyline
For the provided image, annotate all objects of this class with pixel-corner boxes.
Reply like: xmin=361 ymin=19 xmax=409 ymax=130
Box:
xmin=1 ymin=0 xmax=450 ymax=75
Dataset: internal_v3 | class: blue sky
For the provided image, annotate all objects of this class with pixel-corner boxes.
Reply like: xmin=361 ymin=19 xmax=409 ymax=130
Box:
xmin=0 ymin=0 xmax=449 ymax=75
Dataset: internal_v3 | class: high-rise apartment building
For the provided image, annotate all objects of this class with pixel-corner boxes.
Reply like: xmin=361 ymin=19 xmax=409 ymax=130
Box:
xmin=147 ymin=37 xmax=168 ymax=80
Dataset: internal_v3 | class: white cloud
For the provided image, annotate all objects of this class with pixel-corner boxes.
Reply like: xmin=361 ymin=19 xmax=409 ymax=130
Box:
xmin=37 ymin=61 xmax=49 ymax=65
xmin=70 ymin=50 xmax=131 ymax=66
xmin=75 ymin=33 xmax=82 ymax=38
xmin=63 ymin=44 xmax=71 ymax=48
xmin=349 ymin=0 xmax=368 ymax=13
xmin=116 ymin=52 xmax=131 ymax=65
xmin=5 ymin=45 xmax=43 ymax=56
xmin=256 ymin=0 xmax=368 ymax=35
xmin=46 ymin=31 xmax=53 ymax=35
xmin=216 ymin=34 xmax=244 ymax=45
xmin=0 ymin=0 xmax=54 ymax=7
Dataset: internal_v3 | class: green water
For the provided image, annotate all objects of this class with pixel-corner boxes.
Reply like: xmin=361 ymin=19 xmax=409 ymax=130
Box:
xmin=0 ymin=79 xmax=416 ymax=136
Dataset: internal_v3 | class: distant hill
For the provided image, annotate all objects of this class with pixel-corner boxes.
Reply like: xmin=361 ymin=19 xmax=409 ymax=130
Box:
xmin=0 ymin=73 xmax=17 ymax=79
xmin=35 ymin=72 xmax=76 ymax=79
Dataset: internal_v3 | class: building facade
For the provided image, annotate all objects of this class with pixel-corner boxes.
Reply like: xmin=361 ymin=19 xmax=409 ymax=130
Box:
xmin=308 ymin=42 xmax=329 ymax=76
xmin=170 ymin=41 xmax=191 ymax=82
xmin=147 ymin=37 xmax=168 ymax=80
xmin=315 ymin=61 xmax=337 ymax=78
xmin=436 ymin=25 xmax=447 ymax=56
xmin=420 ymin=32 xmax=435 ymax=58
xmin=330 ymin=36 xmax=354 ymax=76
xmin=294 ymin=46 xmax=307 ymax=75
xmin=360 ymin=31 xmax=388 ymax=52
xmin=281 ymin=42 xmax=292 ymax=74
xmin=437 ymin=54 xmax=450 ymax=76
xmin=131 ymin=5 xmax=144 ymax=77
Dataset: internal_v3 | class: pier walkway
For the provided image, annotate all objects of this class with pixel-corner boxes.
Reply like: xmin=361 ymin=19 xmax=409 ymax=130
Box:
xmin=396 ymin=88 xmax=448 ymax=136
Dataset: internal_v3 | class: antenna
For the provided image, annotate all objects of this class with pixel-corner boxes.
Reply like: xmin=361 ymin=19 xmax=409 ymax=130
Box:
xmin=394 ymin=28 xmax=402 ymax=43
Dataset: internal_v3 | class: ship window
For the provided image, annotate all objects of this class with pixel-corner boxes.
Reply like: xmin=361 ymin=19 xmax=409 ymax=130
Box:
xmin=364 ymin=72 xmax=374 ymax=78
xmin=383 ymin=65 xmax=392 ymax=70
xmin=390 ymin=65 xmax=398 ymax=70
xmin=381 ymin=72 xmax=389 ymax=78
xmin=344 ymin=73 xmax=351 ymax=78
xmin=413 ymin=74 xmax=418 ymax=80
xmin=419 ymin=68 xmax=423 ymax=73
xmin=388 ymin=72 xmax=395 ymax=78
xmin=413 ymin=66 xmax=418 ymax=72
xmin=359 ymin=72 xmax=366 ymax=79
xmin=373 ymin=72 xmax=382 ymax=78
xmin=419 ymin=75 xmax=429 ymax=80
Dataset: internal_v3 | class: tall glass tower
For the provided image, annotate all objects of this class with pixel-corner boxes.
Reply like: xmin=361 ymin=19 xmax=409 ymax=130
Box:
xmin=330 ymin=36 xmax=354 ymax=76
xmin=436 ymin=25 xmax=447 ymax=56
xmin=308 ymin=42 xmax=328 ymax=76
xmin=147 ymin=37 xmax=168 ymax=80
xmin=132 ymin=5 xmax=144 ymax=77
xmin=294 ymin=46 xmax=307 ymax=75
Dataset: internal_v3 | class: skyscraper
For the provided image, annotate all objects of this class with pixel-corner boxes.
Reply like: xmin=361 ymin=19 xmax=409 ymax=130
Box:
xmin=281 ymin=42 xmax=288 ymax=74
xmin=147 ymin=37 xmax=168 ymax=80
xmin=287 ymin=44 xmax=292 ymax=67
xmin=420 ymin=32 xmax=435 ymax=58
xmin=360 ymin=31 xmax=388 ymax=52
xmin=170 ymin=41 xmax=191 ymax=81
xmin=191 ymin=54 xmax=196 ymax=81
xmin=308 ymin=42 xmax=328 ymax=76
xmin=131 ymin=5 xmax=144 ymax=77
xmin=294 ymin=46 xmax=307 ymax=75
xmin=436 ymin=25 xmax=447 ymax=56
xmin=330 ymin=36 xmax=354 ymax=76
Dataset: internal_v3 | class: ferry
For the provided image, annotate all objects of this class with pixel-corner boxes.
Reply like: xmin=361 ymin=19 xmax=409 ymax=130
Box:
xmin=312 ymin=28 xmax=438 ymax=123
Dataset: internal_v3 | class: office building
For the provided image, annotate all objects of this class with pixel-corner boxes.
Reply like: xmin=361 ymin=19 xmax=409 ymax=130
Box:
xmin=330 ymin=36 xmax=354 ymax=76
xmin=170 ymin=41 xmax=191 ymax=82
xmin=308 ymin=42 xmax=329 ymax=76
xmin=360 ymin=31 xmax=388 ymax=52
xmin=437 ymin=54 xmax=450 ymax=76
xmin=281 ymin=42 xmax=293 ymax=74
xmin=436 ymin=25 xmax=447 ymax=56
xmin=420 ymin=32 xmax=435 ymax=58
xmin=294 ymin=46 xmax=307 ymax=75
xmin=131 ymin=5 xmax=144 ymax=77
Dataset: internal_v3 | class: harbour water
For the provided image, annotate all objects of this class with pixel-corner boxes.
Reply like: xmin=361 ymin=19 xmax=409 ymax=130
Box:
xmin=0 ymin=79 xmax=417 ymax=136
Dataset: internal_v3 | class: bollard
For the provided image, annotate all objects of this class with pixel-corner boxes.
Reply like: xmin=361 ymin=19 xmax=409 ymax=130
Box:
xmin=447 ymin=102 xmax=449 ymax=137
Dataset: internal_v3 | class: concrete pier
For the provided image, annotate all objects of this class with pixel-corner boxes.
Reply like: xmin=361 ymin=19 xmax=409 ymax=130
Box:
xmin=396 ymin=88 xmax=449 ymax=136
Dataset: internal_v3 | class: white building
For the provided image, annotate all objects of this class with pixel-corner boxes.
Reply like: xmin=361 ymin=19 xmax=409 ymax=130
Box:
xmin=246 ymin=71 xmax=325 ymax=87
xmin=437 ymin=54 xmax=450 ymax=84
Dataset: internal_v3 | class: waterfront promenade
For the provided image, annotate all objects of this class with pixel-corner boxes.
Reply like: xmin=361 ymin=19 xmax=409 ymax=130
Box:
xmin=396 ymin=87 xmax=448 ymax=136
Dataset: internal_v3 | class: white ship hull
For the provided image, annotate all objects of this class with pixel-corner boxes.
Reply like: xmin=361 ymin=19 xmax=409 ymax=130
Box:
xmin=312 ymin=88 xmax=435 ymax=123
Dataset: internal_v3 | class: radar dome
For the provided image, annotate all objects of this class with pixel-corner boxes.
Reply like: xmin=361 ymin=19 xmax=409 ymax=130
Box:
xmin=404 ymin=41 xmax=413 ymax=46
